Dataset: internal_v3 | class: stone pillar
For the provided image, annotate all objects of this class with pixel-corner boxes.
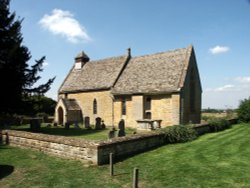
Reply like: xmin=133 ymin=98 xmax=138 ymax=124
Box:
xmin=171 ymin=94 xmax=181 ymax=125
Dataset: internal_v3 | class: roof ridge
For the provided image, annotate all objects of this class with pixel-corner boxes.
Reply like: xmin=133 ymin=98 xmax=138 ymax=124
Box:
xmin=132 ymin=46 xmax=188 ymax=59
xmin=88 ymin=55 xmax=127 ymax=63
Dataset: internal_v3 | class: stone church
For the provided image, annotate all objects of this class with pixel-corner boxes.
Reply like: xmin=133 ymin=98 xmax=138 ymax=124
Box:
xmin=55 ymin=45 xmax=202 ymax=129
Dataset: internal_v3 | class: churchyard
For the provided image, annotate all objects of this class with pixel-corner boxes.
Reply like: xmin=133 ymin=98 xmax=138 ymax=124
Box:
xmin=1 ymin=123 xmax=250 ymax=187
xmin=10 ymin=123 xmax=136 ymax=141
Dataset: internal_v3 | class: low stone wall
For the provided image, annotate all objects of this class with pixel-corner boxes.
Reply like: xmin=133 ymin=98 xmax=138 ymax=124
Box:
xmin=0 ymin=130 xmax=165 ymax=165
xmin=193 ymin=118 xmax=238 ymax=136
xmin=97 ymin=133 xmax=165 ymax=165
xmin=0 ymin=118 xmax=238 ymax=165
xmin=193 ymin=123 xmax=210 ymax=135
xmin=0 ymin=130 xmax=99 ymax=164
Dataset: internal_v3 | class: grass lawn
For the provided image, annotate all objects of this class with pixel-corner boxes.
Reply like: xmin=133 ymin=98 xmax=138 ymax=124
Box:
xmin=10 ymin=124 xmax=136 ymax=141
xmin=1 ymin=123 xmax=250 ymax=187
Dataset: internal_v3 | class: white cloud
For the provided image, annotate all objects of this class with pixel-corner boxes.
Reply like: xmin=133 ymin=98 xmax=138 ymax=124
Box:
xmin=205 ymin=84 xmax=235 ymax=92
xmin=39 ymin=9 xmax=91 ymax=43
xmin=209 ymin=45 xmax=230 ymax=54
xmin=235 ymin=76 xmax=250 ymax=83
xmin=214 ymin=84 xmax=235 ymax=91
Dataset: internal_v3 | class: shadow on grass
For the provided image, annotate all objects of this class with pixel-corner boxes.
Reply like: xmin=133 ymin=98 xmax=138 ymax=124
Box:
xmin=11 ymin=126 xmax=109 ymax=137
xmin=0 ymin=165 xmax=14 ymax=179
xmin=0 ymin=145 xmax=13 ymax=149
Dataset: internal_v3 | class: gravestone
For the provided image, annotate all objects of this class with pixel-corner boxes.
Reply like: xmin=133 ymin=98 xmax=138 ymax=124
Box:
xmin=95 ymin=117 xmax=102 ymax=130
xmin=65 ymin=122 xmax=70 ymax=130
xmin=108 ymin=127 xmax=116 ymax=139
xmin=74 ymin=122 xmax=80 ymax=129
xmin=101 ymin=120 xmax=106 ymax=129
xmin=30 ymin=118 xmax=41 ymax=132
xmin=152 ymin=121 xmax=159 ymax=129
xmin=118 ymin=119 xmax=125 ymax=137
xmin=84 ymin=117 xmax=90 ymax=129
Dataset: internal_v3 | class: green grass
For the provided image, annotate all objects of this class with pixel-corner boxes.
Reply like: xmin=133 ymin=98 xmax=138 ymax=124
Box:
xmin=10 ymin=124 xmax=136 ymax=141
xmin=1 ymin=123 xmax=250 ymax=187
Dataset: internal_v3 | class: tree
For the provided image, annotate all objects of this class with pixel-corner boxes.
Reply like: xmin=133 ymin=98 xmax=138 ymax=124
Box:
xmin=237 ymin=97 xmax=250 ymax=123
xmin=0 ymin=0 xmax=55 ymax=114
xmin=21 ymin=95 xmax=57 ymax=116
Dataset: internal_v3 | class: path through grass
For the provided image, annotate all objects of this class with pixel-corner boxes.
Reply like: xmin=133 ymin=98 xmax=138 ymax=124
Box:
xmin=0 ymin=123 xmax=250 ymax=187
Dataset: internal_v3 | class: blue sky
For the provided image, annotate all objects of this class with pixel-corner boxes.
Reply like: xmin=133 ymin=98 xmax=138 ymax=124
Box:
xmin=10 ymin=0 xmax=250 ymax=109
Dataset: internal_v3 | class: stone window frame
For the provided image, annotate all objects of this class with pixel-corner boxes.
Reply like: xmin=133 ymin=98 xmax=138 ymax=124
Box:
xmin=145 ymin=97 xmax=151 ymax=110
xmin=144 ymin=96 xmax=152 ymax=119
xmin=93 ymin=98 xmax=97 ymax=114
xmin=121 ymin=97 xmax=126 ymax=115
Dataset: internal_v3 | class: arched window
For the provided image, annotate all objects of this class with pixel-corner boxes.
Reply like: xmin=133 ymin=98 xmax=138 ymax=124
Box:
xmin=93 ymin=99 xmax=97 ymax=114
xmin=121 ymin=97 xmax=126 ymax=115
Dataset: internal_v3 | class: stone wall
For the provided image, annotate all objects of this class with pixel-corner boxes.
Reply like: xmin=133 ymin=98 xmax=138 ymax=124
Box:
xmin=0 ymin=119 xmax=237 ymax=165
xmin=114 ymin=94 xmax=178 ymax=128
xmin=181 ymin=48 xmax=202 ymax=124
xmin=0 ymin=130 xmax=165 ymax=165
xmin=97 ymin=133 xmax=165 ymax=165
xmin=68 ymin=90 xmax=113 ymax=126
xmin=0 ymin=130 xmax=99 ymax=164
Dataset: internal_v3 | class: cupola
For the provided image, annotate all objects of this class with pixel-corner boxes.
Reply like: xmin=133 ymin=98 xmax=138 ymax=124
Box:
xmin=74 ymin=51 xmax=90 ymax=69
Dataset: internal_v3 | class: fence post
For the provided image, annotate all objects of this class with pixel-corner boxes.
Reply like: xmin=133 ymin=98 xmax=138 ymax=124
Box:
xmin=133 ymin=168 xmax=139 ymax=188
xmin=110 ymin=153 xmax=114 ymax=176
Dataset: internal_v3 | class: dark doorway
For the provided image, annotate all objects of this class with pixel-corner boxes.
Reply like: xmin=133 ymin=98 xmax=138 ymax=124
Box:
xmin=58 ymin=107 xmax=64 ymax=125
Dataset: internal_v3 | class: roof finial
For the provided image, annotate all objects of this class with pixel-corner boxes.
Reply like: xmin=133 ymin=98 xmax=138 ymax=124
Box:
xmin=127 ymin=48 xmax=131 ymax=57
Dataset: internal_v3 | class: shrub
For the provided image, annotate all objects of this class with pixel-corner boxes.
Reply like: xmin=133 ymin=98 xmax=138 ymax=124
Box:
xmin=158 ymin=125 xmax=197 ymax=144
xmin=237 ymin=97 xmax=250 ymax=122
xmin=208 ymin=118 xmax=231 ymax=132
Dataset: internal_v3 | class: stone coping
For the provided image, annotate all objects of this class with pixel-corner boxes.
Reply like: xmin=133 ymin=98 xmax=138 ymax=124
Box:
xmin=1 ymin=130 xmax=99 ymax=148
xmin=98 ymin=132 xmax=164 ymax=146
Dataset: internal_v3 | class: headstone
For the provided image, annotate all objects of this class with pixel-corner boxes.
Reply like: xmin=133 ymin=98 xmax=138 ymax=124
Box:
xmin=65 ymin=122 xmax=70 ymax=130
xmin=74 ymin=122 xmax=80 ymax=129
xmin=95 ymin=117 xmax=101 ymax=130
xmin=118 ymin=119 xmax=125 ymax=130
xmin=30 ymin=118 xmax=41 ymax=132
xmin=153 ymin=121 xmax=160 ymax=129
xmin=118 ymin=119 xmax=125 ymax=137
xmin=84 ymin=117 xmax=90 ymax=129
xmin=101 ymin=120 xmax=106 ymax=129
xmin=108 ymin=127 xmax=116 ymax=139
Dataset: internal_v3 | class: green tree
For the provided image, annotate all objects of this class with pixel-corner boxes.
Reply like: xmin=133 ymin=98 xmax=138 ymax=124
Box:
xmin=22 ymin=95 xmax=57 ymax=116
xmin=0 ymin=0 xmax=55 ymax=114
xmin=237 ymin=97 xmax=250 ymax=122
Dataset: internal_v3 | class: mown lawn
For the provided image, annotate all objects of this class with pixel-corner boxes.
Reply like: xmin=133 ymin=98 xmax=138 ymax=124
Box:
xmin=10 ymin=124 xmax=136 ymax=141
xmin=0 ymin=123 xmax=250 ymax=188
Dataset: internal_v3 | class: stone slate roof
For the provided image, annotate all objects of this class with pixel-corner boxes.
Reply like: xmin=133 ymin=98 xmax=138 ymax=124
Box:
xmin=112 ymin=46 xmax=192 ymax=94
xmin=62 ymin=98 xmax=81 ymax=111
xmin=59 ymin=55 xmax=128 ymax=93
xmin=59 ymin=45 xmax=193 ymax=95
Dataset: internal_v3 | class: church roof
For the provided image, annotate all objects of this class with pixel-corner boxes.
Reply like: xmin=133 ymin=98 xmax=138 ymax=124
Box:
xmin=62 ymin=98 xmax=81 ymax=111
xmin=59 ymin=45 xmax=194 ymax=95
xmin=112 ymin=46 xmax=193 ymax=95
xmin=59 ymin=55 xmax=128 ymax=93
